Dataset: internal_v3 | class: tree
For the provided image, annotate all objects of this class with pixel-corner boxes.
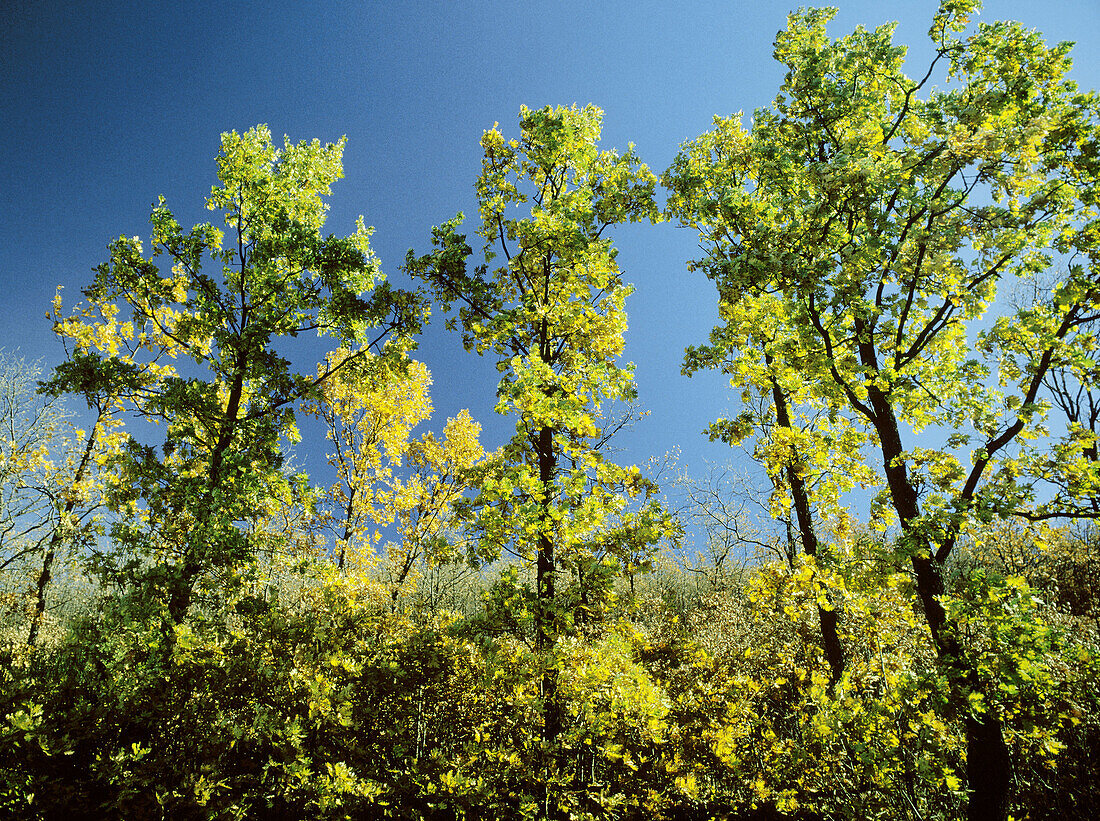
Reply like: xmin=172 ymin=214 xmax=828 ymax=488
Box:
xmin=0 ymin=354 xmax=68 ymax=642
xmin=302 ymin=350 xmax=435 ymax=572
xmin=665 ymin=3 xmax=1100 ymax=819
xmin=44 ymin=125 xmax=422 ymax=626
xmin=407 ymin=104 xmax=674 ymax=810
xmin=685 ymin=344 xmax=871 ymax=686
xmin=301 ymin=348 xmax=486 ymax=608
xmin=0 ymin=351 xmax=119 ymax=649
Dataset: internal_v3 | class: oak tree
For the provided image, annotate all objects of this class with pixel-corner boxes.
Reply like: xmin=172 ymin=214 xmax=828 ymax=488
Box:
xmin=407 ymin=105 xmax=674 ymax=807
xmin=45 ymin=125 xmax=422 ymax=625
xmin=665 ymin=4 xmax=1100 ymax=818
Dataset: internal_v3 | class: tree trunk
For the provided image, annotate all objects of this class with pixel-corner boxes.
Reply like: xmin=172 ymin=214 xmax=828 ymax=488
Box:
xmin=168 ymin=354 xmax=248 ymax=625
xmin=536 ymin=424 xmax=561 ymax=739
xmin=965 ymin=701 xmax=1012 ymax=821
xmin=535 ymin=423 xmax=563 ymax=819
xmin=767 ymin=365 xmax=845 ymax=685
xmin=28 ymin=418 xmax=100 ymax=647
xmin=862 ymin=380 xmax=1011 ymax=821
xmin=26 ymin=538 xmax=57 ymax=648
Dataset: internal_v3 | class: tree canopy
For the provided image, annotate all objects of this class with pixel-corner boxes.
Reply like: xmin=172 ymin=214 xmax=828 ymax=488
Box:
xmin=43 ymin=126 xmax=424 ymax=624
xmin=666 ymin=3 xmax=1100 ymax=818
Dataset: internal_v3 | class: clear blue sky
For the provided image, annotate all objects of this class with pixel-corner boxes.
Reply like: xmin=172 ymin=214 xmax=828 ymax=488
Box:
xmin=3 ymin=1 xmax=1099 ymax=540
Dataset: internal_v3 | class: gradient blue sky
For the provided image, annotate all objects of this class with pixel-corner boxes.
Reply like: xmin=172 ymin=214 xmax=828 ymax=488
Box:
xmin=4 ymin=1 xmax=1100 ymax=535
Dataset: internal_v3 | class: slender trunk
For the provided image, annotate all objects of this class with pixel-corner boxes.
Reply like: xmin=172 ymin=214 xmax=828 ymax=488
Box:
xmin=28 ymin=417 xmax=101 ymax=647
xmin=390 ymin=547 xmax=419 ymax=613
xmin=965 ymin=712 xmax=1012 ymax=821
xmin=535 ymin=423 xmax=561 ymax=740
xmin=767 ymin=363 xmax=845 ymax=685
xmin=863 ymin=377 xmax=1011 ymax=821
xmin=575 ymin=563 xmax=589 ymax=627
xmin=338 ymin=483 xmax=357 ymax=571
xmin=26 ymin=540 xmax=57 ymax=648
xmin=166 ymin=559 xmax=201 ymax=625
xmin=850 ymin=319 xmax=1011 ymax=817
xmin=168 ymin=353 xmax=248 ymax=625
xmin=534 ymin=422 xmax=563 ymax=819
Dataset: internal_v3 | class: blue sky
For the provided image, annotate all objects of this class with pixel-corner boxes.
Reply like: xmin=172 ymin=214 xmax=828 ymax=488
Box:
xmin=3 ymin=1 xmax=1100 ymax=544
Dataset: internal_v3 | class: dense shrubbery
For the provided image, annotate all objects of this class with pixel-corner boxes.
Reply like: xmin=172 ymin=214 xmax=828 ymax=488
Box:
xmin=3 ymin=534 xmax=1097 ymax=819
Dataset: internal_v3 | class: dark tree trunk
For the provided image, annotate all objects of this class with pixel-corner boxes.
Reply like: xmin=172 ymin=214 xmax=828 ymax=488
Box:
xmin=167 ymin=353 xmax=247 ymax=626
xmin=862 ymin=378 xmax=1011 ymax=821
xmin=26 ymin=539 xmax=57 ymax=648
xmin=536 ymin=423 xmax=560 ymax=736
xmin=965 ymin=710 xmax=1012 ymax=821
xmin=767 ymin=364 xmax=845 ymax=685
xmin=28 ymin=419 xmax=100 ymax=647
xmin=535 ymin=423 xmax=562 ymax=819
